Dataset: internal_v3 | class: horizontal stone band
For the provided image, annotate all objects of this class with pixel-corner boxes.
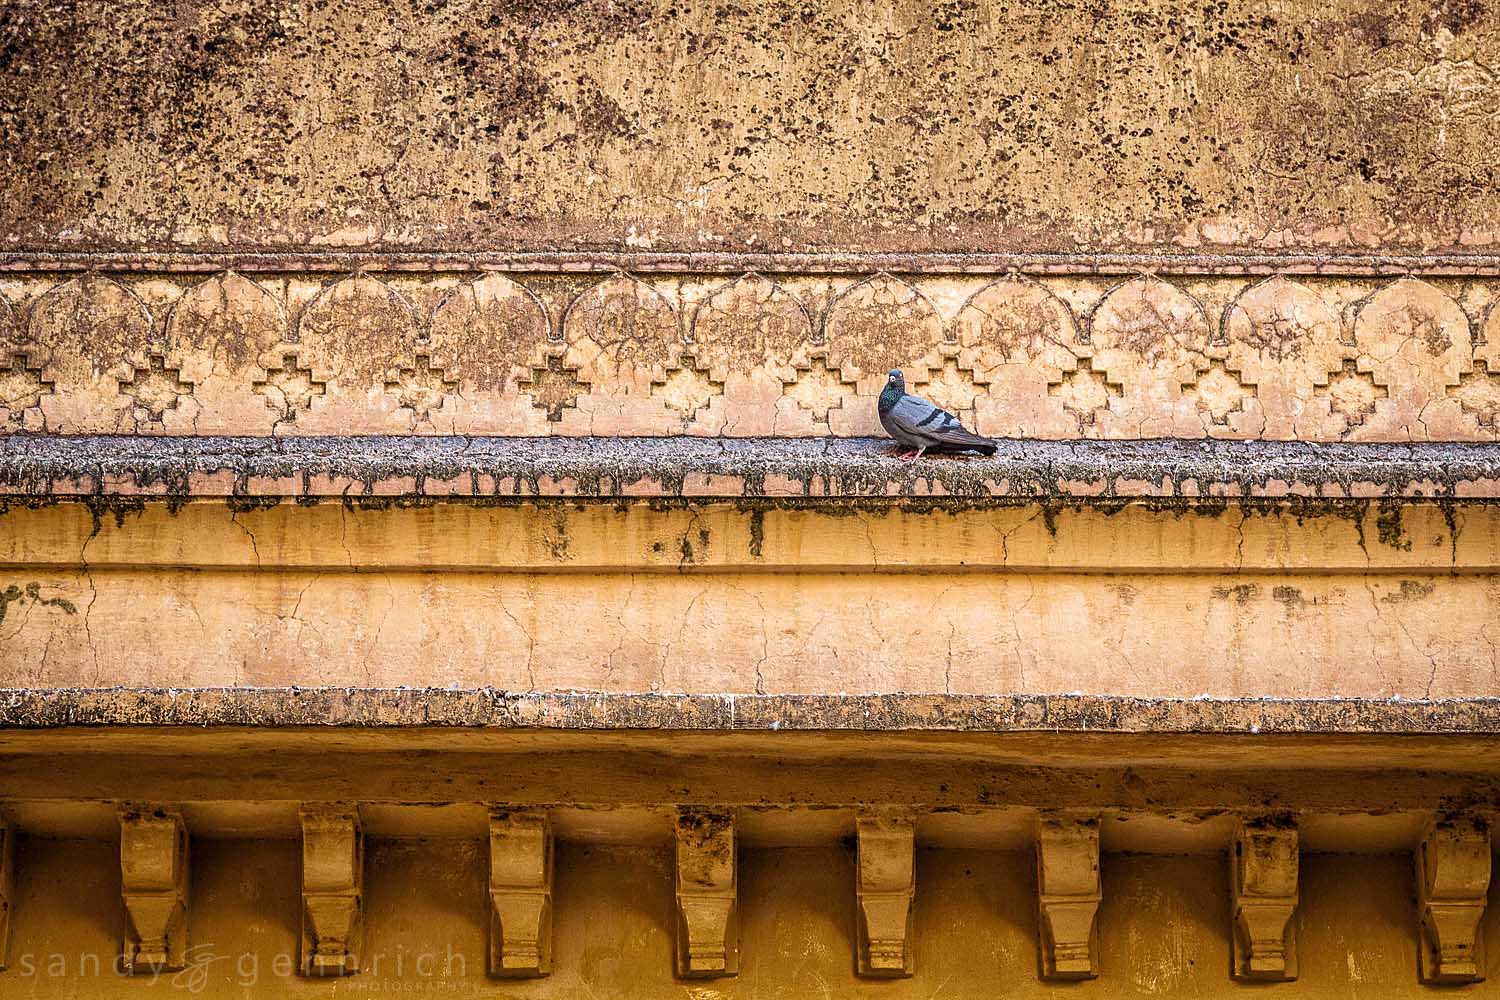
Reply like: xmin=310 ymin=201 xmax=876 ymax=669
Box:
xmin=5 ymin=436 xmax=1500 ymax=501
xmin=8 ymin=250 xmax=1500 ymax=275
xmin=1 ymin=688 xmax=1497 ymax=734
xmin=5 ymin=270 xmax=1500 ymax=441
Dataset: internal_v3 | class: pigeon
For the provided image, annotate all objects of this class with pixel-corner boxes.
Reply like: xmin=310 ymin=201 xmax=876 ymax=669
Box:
xmin=878 ymin=368 xmax=997 ymax=461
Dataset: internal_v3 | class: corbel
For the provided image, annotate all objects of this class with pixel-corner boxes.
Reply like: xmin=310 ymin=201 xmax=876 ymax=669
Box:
xmin=0 ymin=817 xmax=15 ymax=970
xmin=1416 ymin=813 xmax=1491 ymax=984
xmin=674 ymin=807 xmax=738 ymax=978
xmin=1230 ymin=814 xmax=1298 ymax=981
xmin=855 ymin=815 xmax=915 ymax=978
xmin=118 ymin=806 xmax=189 ymax=974
xmin=1035 ymin=812 xmax=1101 ymax=980
xmin=300 ymin=804 xmax=363 ymax=977
xmin=487 ymin=809 xmax=553 ymax=977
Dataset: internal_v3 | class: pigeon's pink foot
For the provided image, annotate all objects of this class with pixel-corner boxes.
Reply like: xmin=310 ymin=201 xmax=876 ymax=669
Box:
xmin=900 ymin=448 xmax=924 ymax=462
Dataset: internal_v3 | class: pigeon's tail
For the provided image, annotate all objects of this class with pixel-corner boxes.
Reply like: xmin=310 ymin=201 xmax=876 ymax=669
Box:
xmin=936 ymin=427 xmax=997 ymax=456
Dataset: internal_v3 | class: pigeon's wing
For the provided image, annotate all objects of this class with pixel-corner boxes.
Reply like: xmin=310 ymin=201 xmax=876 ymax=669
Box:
xmin=885 ymin=393 xmax=995 ymax=452
xmin=880 ymin=392 xmax=941 ymax=447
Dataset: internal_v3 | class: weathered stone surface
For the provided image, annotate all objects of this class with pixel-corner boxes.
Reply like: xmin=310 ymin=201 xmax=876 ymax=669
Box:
xmin=1 ymin=690 xmax=1498 ymax=735
xmin=1230 ymin=816 xmax=1299 ymax=981
xmin=3 ymin=6 xmax=1498 ymax=998
xmin=117 ymin=806 xmax=189 ymax=973
xmin=2 ymin=269 xmax=1498 ymax=439
xmin=6 ymin=434 xmax=1500 ymax=501
xmin=5 ymin=3 xmax=1500 ymax=257
xmin=487 ymin=809 xmax=553 ymax=978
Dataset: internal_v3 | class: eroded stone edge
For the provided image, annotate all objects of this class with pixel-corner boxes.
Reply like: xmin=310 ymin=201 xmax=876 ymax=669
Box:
xmin=0 ymin=689 xmax=1496 ymax=734
xmin=4 ymin=436 xmax=1500 ymax=502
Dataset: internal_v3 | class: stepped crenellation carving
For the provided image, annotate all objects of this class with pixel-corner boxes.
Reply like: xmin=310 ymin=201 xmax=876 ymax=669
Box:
xmin=6 ymin=268 xmax=1500 ymax=440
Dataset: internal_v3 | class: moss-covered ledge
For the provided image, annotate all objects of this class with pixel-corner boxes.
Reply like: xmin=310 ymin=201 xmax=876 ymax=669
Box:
xmin=4 ymin=436 xmax=1500 ymax=502
xmin=1 ymin=689 xmax=1498 ymax=735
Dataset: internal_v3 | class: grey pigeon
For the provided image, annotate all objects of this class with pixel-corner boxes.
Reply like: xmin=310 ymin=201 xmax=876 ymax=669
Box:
xmin=878 ymin=368 xmax=997 ymax=461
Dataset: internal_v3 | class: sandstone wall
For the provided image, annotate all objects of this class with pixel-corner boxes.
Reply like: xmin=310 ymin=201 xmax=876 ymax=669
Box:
xmin=7 ymin=837 xmax=1499 ymax=998
xmin=6 ymin=270 xmax=1500 ymax=439
xmin=1 ymin=4 xmax=1497 ymax=995
xmin=3 ymin=1 xmax=1499 ymax=255
xmin=2 ymin=498 xmax=1497 ymax=698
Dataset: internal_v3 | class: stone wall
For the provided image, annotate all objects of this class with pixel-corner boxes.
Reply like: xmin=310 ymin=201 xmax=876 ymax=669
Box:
xmin=3 ymin=1 xmax=1500 ymax=255
xmin=6 ymin=836 xmax=1498 ymax=997
xmin=6 ymin=269 xmax=1500 ymax=438
xmin=1 ymin=2 xmax=1497 ymax=995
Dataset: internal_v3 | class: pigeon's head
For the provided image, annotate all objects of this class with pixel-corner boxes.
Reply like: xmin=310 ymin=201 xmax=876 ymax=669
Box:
xmin=887 ymin=368 xmax=905 ymax=391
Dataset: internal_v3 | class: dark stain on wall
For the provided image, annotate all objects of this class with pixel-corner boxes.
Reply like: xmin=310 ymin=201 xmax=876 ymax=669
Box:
xmin=3 ymin=1 xmax=1499 ymax=254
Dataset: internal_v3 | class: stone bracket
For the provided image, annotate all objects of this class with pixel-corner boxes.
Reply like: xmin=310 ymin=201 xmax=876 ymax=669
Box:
xmin=487 ymin=809 xmax=553 ymax=978
xmin=1231 ymin=815 xmax=1298 ymax=981
xmin=0 ymin=817 xmax=14 ymax=971
xmin=1036 ymin=812 xmax=1101 ymax=980
xmin=118 ymin=806 xmax=189 ymax=974
xmin=855 ymin=815 xmax=915 ymax=978
xmin=674 ymin=807 xmax=738 ymax=978
xmin=1416 ymin=813 xmax=1491 ymax=984
xmin=300 ymin=804 xmax=363 ymax=977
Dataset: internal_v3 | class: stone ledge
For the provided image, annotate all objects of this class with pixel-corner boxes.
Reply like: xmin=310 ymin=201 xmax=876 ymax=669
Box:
xmin=7 ymin=250 xmax=1500 ymax=275
xmin=1 ymin=689 xmax=1497 ymax=734
xmin=4 ymin=436 xmax=1500 ymax=502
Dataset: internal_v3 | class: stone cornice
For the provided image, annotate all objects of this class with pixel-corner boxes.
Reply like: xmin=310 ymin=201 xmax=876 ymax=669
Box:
xmin=6 ymin=250 xmax=1500 ymax=276
xmin=1 ymin=689 xmax=1497 ymax=734
xmin=4 ymin=435 xmax=1500 ymax=501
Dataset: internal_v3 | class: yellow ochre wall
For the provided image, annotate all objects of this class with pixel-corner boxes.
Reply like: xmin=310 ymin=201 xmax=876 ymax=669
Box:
xmin=10 ymin=837 xmax=1500 ymax=999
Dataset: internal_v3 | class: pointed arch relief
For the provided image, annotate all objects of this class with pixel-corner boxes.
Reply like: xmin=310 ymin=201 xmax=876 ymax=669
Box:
xmin=1088 ymin=276 xmax=1211 ymax=391
xmin=1352 ymin=278 xmax=1469 ymax=373
xmin=1224 ymin=277 xmax=1346 ymax=384
xmin=953 ymin=277 xmax=1080 ymax=377
xmin=690 ymin=273 xmax=814 ymax=384
xmin=1220 ymin=277 xmax=1348 ymax=440
xmin=22 ymin=274 xmax=167 ymax=432
xmin=428 ymin=272 xmax=550 ymax=393
xmin=296 ymin=273 xmax=423 ymax=390
xmin=1348 ymin=278 xmax=1472 ymax=439
xmin=28 ymin=274 xmax=156 ymax=380
xmin=823 ymin=274 xmax=944 ymax=386
xmin=165 ymin=271 xmax=287 ymax=385
xmin=950 ymin=277 xmax=1088 ymax=438
xmin=561 ymin=273 xmax=681 ymax=383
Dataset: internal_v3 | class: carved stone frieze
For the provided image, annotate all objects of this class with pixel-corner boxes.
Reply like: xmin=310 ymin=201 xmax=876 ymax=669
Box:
xmin=6 ymin=268 xmax=1500 ymax=441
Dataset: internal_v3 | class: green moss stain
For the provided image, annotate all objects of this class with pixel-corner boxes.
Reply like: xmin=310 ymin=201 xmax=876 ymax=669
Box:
xmin=1375 ymin=502 xmax=1412 ymax=551
xmin=747 ymin=508 xmax=765 ymax=558
xmin=0 ymin=582 xmax=79 ymax=628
